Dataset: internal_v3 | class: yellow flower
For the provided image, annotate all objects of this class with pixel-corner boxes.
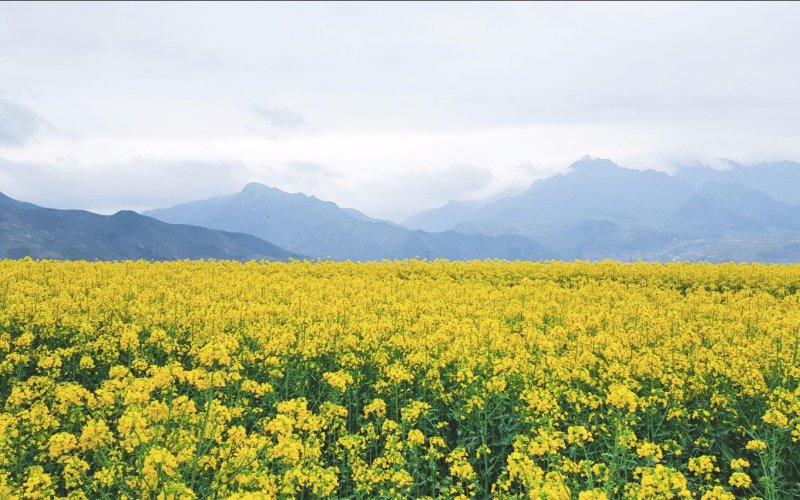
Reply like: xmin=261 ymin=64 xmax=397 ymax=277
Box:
xmin=688 ymin=455 xmax=719 ymax=480
xmin=385 ymin=363 xmax=414 ymax=384
xmin=23 ymin=466 xmax=55 ymax=498
xmin=762 ymin=409 xmax=789 ymax=428
xmin=407 ymin=429 xmax=425 ymax=446
xmin=730 ymin=458 xmax=749 ymax=469
xmin=701 ymin=485 xmax=735 ymax=500
xmin=93 ymin=467 xmax=118 ymax=488
xmin=322 ymin=370 xmax=354 ymax=392
xmin=78 ymin=355 xmax=95 ymax=370
xmin=363 ymin=398 xmax=387 ymax=419
xmin=48 ymin=432 xmax=78 ymax=458
xmin=143 ymin=447 xmax=179 ymax=482
xmin=108 ymin=365 xmax=130 ymax=380
xmin=61 ymin=455 xmax=90 ymax=490
xmin=636 ymin=441 xmax=663 ymax=463
xmin=567 ymin=426 xmax=593 ymax=446
xmin=728 ymin=471 xmax=752 ymax=488
xmin=119 ymin=324 xmax=141 ymax=351
xmin=400 ymin=401 xmax=431 ymax=424
xmin=79 ymin=418 xmax=112 ymax=451
xmin=447 ymin=447 xmax=477 ymax=482
xmin=486 ymin=375 xmax=507 ymax=393
xmin=578 ymin=489 xmax=608 ymax=500
xmin=606 ymin=384 xmax=638 ymax=413
xmin=635 ymin=465 xmax=691 ymax=498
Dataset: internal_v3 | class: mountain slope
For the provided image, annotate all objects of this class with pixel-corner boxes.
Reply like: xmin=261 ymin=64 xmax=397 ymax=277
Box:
xmin=403 ymin=199 xmax=485 ymax=232
xmin=400 ymin=157 xmax=800 ymax=262
xmin=145 ymin=183 xmax=555 ymax=261
xmin=0 ymin=193 xmax=297 ymax=261
xmin=407 ymin=158 xmax=694 ymax=237
xmin=442 ymin=158 xmax=691 ymax=257
xmin=666 ymin=182 xmax=800 ymax=238
xmin=676 ymin=161 xmax=800 ymax=207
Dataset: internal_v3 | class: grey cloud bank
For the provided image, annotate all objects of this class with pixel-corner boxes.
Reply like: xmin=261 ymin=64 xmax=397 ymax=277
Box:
xmin=0 ymin=99 xmax=47 ymax=147
xmin=0 ymin=2 xmax=799 ymax=220
xmin=0 ymin=158 xmax=251 ymax=213
xmin=252 ymin=104 xmax=308 ymax=128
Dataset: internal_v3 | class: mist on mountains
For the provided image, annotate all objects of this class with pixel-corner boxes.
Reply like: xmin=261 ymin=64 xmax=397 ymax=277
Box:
xmin=143 ymin=158 xmax=800 ymax=263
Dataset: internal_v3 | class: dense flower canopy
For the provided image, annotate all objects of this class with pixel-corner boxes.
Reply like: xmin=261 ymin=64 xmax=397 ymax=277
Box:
xmin=0 ymin=259 xmax=799 ymax=498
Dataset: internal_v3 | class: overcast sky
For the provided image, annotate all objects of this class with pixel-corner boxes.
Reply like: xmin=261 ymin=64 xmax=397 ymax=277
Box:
xmin=1 ymin=2 xmax=799 ymax=221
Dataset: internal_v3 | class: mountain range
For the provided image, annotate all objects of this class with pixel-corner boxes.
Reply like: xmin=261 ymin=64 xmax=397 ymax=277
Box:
xmin=0 ymin=192 xmax=296 ymax=261
xmin=401 ymin=157 xmax=800 ymax=262
xmin=143 ymin=182 xmax=553 ymax=261
xmin=3 ymin=157 xmax=800 ymax=262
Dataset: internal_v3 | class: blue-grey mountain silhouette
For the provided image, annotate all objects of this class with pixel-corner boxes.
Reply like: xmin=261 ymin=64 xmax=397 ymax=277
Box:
xmin=402 ymin=157 xmax=800 ymax=262
xmin=0 ymin=192 xmax=297 ymax=261
xmin=144 ymin=183 xmax=555 ymax=261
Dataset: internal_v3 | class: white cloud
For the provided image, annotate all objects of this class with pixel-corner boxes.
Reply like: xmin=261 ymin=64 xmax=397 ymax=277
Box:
xmin=0 ymin=158 xmax=250 ymax=213
xmin=0 ymin=99 xmax=48 ymax=147
xmin=0 ymin=2 xmax=799 ymax=220
xmin=252 ymin=104 xmax=307 ymax=128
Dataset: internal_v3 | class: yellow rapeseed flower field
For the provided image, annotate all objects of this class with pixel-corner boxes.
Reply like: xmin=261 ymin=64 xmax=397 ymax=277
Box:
xmin=1 ymin=259 xmax=799 ymax=498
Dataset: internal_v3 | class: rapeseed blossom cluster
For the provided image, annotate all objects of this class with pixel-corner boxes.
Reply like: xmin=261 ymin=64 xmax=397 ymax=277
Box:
xmin=0 ymin=259 xmax=799 ymax=497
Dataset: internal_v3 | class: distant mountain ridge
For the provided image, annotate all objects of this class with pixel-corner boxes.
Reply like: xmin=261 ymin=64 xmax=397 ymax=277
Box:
xmin=403 ymin=199 xmax=485 ymax=233
xmin=400 ymin=157 xmax=800 ymax=262
xmin=144 ymin=182 xmax=555 ymax=261
xmin=674 ymin=160 xmax=800 ymax=207
xmin=5 ymin=157 xmax=800 ymax=263
xmin=0 ymin=193 xmax=297 ymax=261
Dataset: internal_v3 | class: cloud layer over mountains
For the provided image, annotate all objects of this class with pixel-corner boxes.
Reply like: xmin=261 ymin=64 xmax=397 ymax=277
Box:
xmin=3 ymin=157 xmax=800 ymax=262
xmin=2 ymin=3 xmax=800 ymax=220
xmin=144 ymin=158 xmax=800 ymax=263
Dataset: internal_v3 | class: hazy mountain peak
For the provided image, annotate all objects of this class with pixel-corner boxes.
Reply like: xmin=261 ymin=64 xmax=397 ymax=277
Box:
xmin=112 ymin=209 xmax=139 ymax=217
xmin=403 ymin=198 xmax=486 ymax=232
xmin=242 ymin=181 xmax=267 ymax=191
xmin=568 ymin=156 xmax=621 ymax=172
xmin=147 ymin=183 xmax=555 ymax=261
xmin=239 ymin=182 xmax=323 ymax=204
xmin=241 ymin=182 xmax=281 ymax=196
